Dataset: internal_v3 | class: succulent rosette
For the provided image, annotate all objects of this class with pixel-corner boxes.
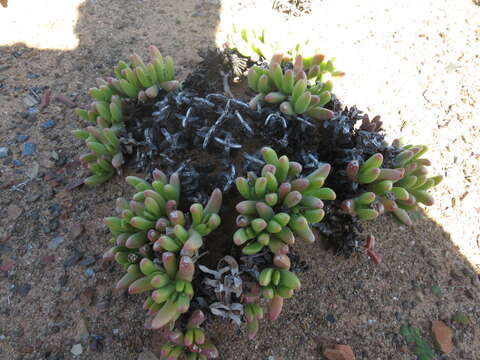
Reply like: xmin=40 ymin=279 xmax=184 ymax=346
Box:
xmin=225 ymin=24 xmax=344 ymax=82
xmin=234 ymin=146 xmax=335 ymax=327
xmin=342 ymin=142 xmax=442 ymax=226
xmin=72 ymin=46 xmax=180 ymax=185
xmin=247 ymin=53 xmax=341 ymax=120
xmin=103 ymin=169 xmax=222 ymax=331
xmin=234 ymin=146 xmax=335 ymax=254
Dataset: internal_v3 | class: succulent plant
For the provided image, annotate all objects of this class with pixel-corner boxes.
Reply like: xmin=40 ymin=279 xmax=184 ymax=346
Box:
xmin=241 ymin=284 xmax=263 ymax=339
xmin=258 ymin=266 xmax=301 ymax=321
xmin=103 ymin=169 xmax=222 ymax=330
xmin=247 ymin=53 xmax=341 ymax=120
xmin=234 ymin=146 xmax=335 ymax=254
xmin=358 ymin=113 xmax=383 ymax=132
xmin=342 ymin=143 xmax=442 ymax=226
xmin=160 ymin=310 xmax=219 ymax=360
xmin=110 ymin=46 xmax=180 ymax=101
xmin=72 ymin=46 xmax=180 ymax=185
xmin=364 ymin=234 xmax=381 ymax=264
xmin=226 ymin=24 xmax=279 ymax=62
xmin=234 ymin=147 xmax=335 ymax=326
xmin=225 ymin=24 xmax=344 ymax=83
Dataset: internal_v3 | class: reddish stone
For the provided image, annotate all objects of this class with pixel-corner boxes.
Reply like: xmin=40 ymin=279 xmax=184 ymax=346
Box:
xmin=432 ymin=320 xmax=454 ymax=353
xmin=334 ymin=344 xmax=355 ymax=360
xmin=324 ymin=349 xmax=347 ymax=360
xmin=79 ymin=287 xmax=95 ymax=307
xmin=41 ymin=255 xmax=55 ymax=264
xmin=0 ymin=261 xmax=14 ymax=272
xmin=7 ymin=204 xmax=22 ymax=220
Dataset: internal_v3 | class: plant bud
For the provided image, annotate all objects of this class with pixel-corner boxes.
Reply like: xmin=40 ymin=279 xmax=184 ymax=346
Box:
xmin=275 ymin=226 xmax=295 ymax=245
xmin=251 ymin=218 xmax=268 ymax=233
xmin=181 ymin=230 xmax=203 ymax=256
xmin=273 ymin=254 xmax=291 ymax=269
xmin=236 ymin=200 xmax=257 ymax=215
xmin=377 ymin=168 xmax=404 ymax=181
xmin=283 ymin=190 xmax=302 ymax=208
xmin=255 ymin=202 xmax=275 ymax=220
xmin=265 ymin=193 xmax=279 ymax=207
xmin=264 ymin=91 xmax=286 ymax=104
xmin=268 ymin=295 xmax=284 ymax=321
xmin=177 ymin=256 xmax=194 ymax=282
xmin=279 ymin=101 xmax=295 ymax=115
xmin=235 ymin=177 xmax=251 ymax=199
xmin=205 ymin=188 xmax=222 ymax=214
xmin=393 ymin=208 xmax=413 ymax=226
xmin=358 ymin=167 xmax=381 ymax=184
xmin=242 ymin=241 xmax=264 ymax=255
xmin=278 ymin=182 xmax=292 ymax=202
xmin=291 ymin=178 xmax=310 ymax=192
xmin=306 ymin=106 xmax=333 ymax=121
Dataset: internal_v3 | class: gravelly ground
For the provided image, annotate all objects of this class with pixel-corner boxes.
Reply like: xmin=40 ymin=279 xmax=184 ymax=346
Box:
xmin=0 ymin=0 xmax=479 ymax=359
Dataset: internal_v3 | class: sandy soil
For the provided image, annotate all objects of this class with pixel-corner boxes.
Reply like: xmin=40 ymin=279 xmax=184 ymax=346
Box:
xmin=0 ymin=0 xmax=479 ymax=359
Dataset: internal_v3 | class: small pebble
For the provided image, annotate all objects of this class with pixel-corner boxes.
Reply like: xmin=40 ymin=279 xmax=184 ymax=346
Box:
xmin=79 ymin=256 xmax=96 ymax=266
xmin=71 ymin=344 xmax=83 ymax=356
xmin=90 ymin=334 xmax=104 ymax=352
xmin=64 ymin=250 xmax=83 ymax=267
xmin=15 ymin=135 xmax=29 ymax=143
xmin=59 ymin=274 xmax=68 ymax=286
xmin=7 ymin=205 xmax=22 ymax=220
xmin=70 ymin=224 xmax=84 ymax=239
xmin=326 ymin=314 xmax=336 ymax=323
xmin=42 ymin=119 xmax=56 ymax=129
xmin=13 ymin=160 xmax=24 ymax=167
xmin=26 ymin=72 xmax=40 ymax=79
xmin=26 ymin=193 xmax=41 ymax=203
xmin=23 ymin=94 xmax=39 ymax=108
xmin=0 ymin=147 xmax=10 ymax=158
xmin=75 ymin=318 xmax=89 ymax=342
xmin=22 ymin=142 xmax=36 ymax=156
xmin=16 ymin=283 xmax=31 ymax=296
xmin=84 ymin=268 xmax=95 ymax=277
xmin=48 ymin=203 xmax=61 ymax=218
xmin=47 ymin=236 xmax=64 ymax=250
xmin=41 ymin=255 xmax=55 ymax=264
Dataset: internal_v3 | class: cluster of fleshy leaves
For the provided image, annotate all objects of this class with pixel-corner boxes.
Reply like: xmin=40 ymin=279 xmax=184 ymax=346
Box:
xmin=226 ymin=25 xmax=279 ymax=62
xmin=102 ymin=169 xmax=223 ymax=331
xmin=72 ymin=46 xmax=179 ymax=185
xmin=160 ymin=310 xmax=219 ymax=360
xmin=247 ymin=53 xmax=341 ymax=120
xmin=342 ymin=141 xmax=442 ymax=226
xmin=225 ymin=24 xmax=343 ymax=81
xmin=233 ymin=147 xmax=336 ymax=337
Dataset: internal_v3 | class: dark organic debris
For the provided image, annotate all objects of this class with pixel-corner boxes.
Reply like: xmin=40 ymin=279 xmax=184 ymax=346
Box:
xmin=272 ymin=0 xmax=313 ymax=17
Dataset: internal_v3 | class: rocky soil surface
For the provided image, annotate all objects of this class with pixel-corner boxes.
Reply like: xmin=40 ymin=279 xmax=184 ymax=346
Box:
xmin=0 ymin=0 xmax=479 ymax=359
